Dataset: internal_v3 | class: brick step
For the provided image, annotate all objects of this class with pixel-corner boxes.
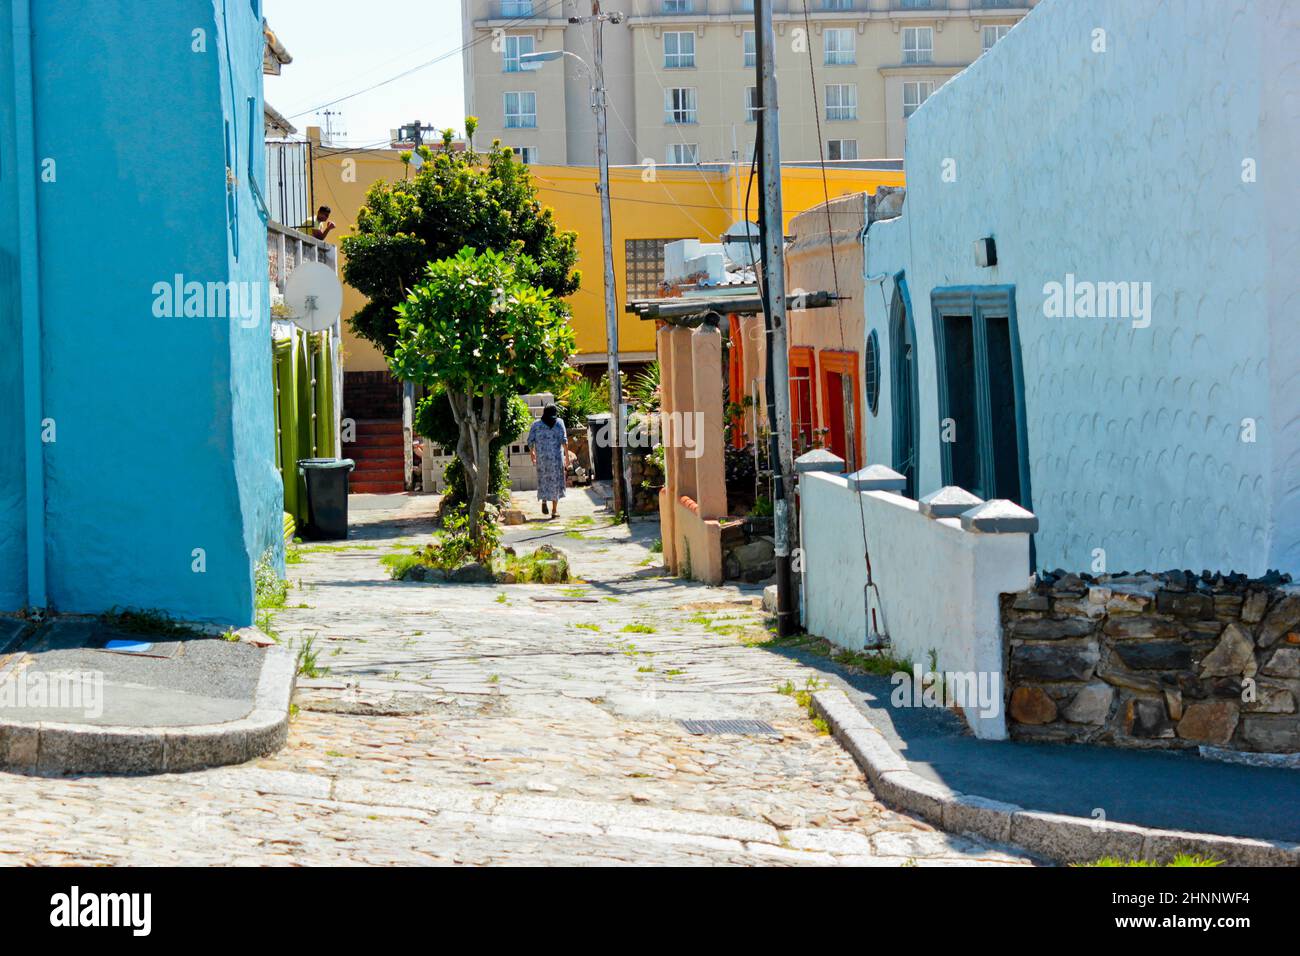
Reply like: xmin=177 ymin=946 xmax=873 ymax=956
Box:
xmin=350 ymin=479 xmax=407 ymax=494
xmin=352 ymin=458 xmax=405 ymax=474
xmin=345 ymin=434 xmax=404 ymax=449
xmin=348 ymin=448 xmax=404 ymax=462
xmin=351 ymin=418 xmax=402 ymax=429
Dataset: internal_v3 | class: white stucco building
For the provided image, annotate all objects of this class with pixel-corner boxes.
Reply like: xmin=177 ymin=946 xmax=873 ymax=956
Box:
xmin=861 ymin=0 xmax=1300 ymax=577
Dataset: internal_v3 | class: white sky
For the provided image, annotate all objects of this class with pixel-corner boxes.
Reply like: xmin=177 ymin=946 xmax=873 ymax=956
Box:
xmin=264 ymin=0 xmax=468 ymax=147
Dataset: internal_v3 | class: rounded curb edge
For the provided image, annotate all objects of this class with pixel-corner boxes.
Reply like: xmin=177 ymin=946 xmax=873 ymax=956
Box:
xmin=812 ymin=688 xmax=1300 ymax=867
xmin=0 ymin=643 xmax=296 ymax=776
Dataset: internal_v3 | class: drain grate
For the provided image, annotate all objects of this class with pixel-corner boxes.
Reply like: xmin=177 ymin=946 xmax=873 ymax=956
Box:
xmin=679 ymin=719 xmax=779 ymax=736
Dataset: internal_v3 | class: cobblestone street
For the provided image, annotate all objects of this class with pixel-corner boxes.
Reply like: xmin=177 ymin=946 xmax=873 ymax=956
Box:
xmin=0 ymin=493 xmax=1031 ymax=866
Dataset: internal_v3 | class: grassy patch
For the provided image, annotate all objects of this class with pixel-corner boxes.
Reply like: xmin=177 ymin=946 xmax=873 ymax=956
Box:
xmin=380 ymin=551 xmax=427 ymax=580
xmin=495 ymin=593 xmax=508 ymax=604
xmin=777 ymin=677 xmax=831 ymax=734
xmin=621 ymin=623 xmax=655 ymax=634
xmin=1075 ymin=854 xmax=1223 ymax=868
xmin=573 ymin=622 xmax=601 ymax=632
xmin=756 ymin=631 xmax=912 ymax=676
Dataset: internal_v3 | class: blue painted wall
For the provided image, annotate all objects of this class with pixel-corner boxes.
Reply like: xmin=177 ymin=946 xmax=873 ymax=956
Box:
xmin=0 ymin=6 xmax=26 ymax=611
xmin=864 ymin=0 xmax=1300 ymax=576
xmin=1 ymin=0 xmax=282 ymax=624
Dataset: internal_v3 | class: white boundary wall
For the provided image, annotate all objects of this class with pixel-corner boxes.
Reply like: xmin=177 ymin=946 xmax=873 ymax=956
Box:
xmin=799 ymin=471 xmax=1032 ymax=740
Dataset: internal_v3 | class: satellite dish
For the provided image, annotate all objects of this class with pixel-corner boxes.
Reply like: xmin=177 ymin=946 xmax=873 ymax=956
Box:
xmin=722 ymin=219 xmax=760 ymax=269
xmin=283 ymin=260 xmax=342 ymax=332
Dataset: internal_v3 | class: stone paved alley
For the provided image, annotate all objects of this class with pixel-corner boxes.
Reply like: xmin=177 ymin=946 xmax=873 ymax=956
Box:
xmin=0 ymin=492 xmax=1031 ymax=866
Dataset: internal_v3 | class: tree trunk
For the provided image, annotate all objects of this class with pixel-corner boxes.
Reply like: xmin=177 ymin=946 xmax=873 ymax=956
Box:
xmin=447 ymin=390 xmax=501 ymax=551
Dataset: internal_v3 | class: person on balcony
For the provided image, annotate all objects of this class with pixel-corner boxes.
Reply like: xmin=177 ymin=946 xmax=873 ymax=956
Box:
xmin=526 ymin=404 xmax=568 ymax=518
xmin=300 ymin=205 xmax=336 ymax=241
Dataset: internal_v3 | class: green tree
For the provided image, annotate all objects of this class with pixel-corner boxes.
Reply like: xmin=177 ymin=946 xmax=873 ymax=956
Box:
xmin=390 ymin=248 xmax=574 ymax=545
xmin=340 ymin=130 xmax=580 ymax=357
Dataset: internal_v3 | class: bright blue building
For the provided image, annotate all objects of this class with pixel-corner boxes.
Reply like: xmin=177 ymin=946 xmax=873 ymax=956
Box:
xmin=1 ymin=1 xmax=283 ymax=625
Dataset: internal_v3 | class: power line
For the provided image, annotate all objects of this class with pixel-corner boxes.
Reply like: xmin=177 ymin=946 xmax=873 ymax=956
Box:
xmin=284 ymin=0 xmax=566 ymax=120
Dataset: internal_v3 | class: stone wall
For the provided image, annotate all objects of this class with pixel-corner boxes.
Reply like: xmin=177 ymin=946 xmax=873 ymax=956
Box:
xmin=1003 ymin=571 xmax=1300 ymax=754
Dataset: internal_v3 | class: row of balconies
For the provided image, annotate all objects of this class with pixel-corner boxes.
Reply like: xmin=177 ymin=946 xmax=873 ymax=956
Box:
xmin=486 ymin=0 xmax=1029 ymax=18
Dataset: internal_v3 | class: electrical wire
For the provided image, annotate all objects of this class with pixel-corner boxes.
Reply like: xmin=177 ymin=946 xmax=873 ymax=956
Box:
xmin=283 ymin=0 xmax=568 ymax=120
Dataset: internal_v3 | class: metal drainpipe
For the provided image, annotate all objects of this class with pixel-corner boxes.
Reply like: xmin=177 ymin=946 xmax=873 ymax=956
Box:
xmin=11 ymin=0 xmax=48 ymax=611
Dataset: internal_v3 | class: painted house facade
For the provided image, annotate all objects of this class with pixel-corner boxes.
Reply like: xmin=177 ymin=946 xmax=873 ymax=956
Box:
xmin=1 ymin=1 xmax=283 ymax=624
xmin=862 ymin=0 xmax=1300 ymax=578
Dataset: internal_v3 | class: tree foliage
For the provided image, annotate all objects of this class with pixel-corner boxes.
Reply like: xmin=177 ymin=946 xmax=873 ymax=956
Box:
xmin=341 ymin=138 xmax=580 ymax=357
xmin=390 ymin=248 xmax=575 ymax=543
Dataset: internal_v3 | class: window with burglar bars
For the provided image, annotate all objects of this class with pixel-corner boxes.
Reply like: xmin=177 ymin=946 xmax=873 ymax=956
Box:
xmin=626 ymin=238 xmax=688 ymax=300
xmin=664 ymin=87 xmax=698 ymax=124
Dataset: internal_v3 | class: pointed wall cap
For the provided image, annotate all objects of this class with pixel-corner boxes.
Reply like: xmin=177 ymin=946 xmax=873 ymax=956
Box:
xmin=959 ymin=499 xmax=1039 ymax=534
xmin=848 ymin=464 xmax=907 ymax=492
xmin=919 ymin=485 xmax=984 ymax=518
xmin=794 ymin=449 xmax=845 ymax=474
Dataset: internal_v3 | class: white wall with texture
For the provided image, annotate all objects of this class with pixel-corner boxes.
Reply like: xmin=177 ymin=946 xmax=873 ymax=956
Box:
xmin=863 ymin=0 xmax=1300 ymax=576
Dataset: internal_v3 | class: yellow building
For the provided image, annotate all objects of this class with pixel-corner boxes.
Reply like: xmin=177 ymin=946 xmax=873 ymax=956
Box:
xmin=309 ymin=125 xmax=902 ymax=374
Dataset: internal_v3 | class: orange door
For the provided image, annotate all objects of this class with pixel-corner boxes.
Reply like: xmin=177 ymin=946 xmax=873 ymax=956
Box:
xmin=819 ymin=350 xmax=861 ymax=469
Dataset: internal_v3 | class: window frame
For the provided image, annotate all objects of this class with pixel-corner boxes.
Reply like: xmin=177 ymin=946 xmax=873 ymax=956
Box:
xmin=825 ymin=83 xmax=857 ymax=121
xmin=902 ymin=26 xmax=933 ymax=65
xmin=745 ymin=86 xmax=760 ymax=123
xmin=827 ymin=138 xmax=857 ymax=160
xmin=982 ymin=23 xmax=1012 ymax=53
xmin=743 ymin=30 xmax=756 ymax=67
xmin=930 ymin=285 xmax=1032 ymax=509
xmin=823 ymin=28 xmax=855 ymax=66
xmin=902 ymin=79 xmax=933 ymax=118
xmin=663 ymin=31 xmax=696 ymax=69
xmin=666 ymin=143 xmax=699 ymax=164
xmin=502 ymin=34 xmax=535 ymax=72
xmin=664 ymin=87 xmax=698 ymax=125
xmin=504 ymin=90 xmax=537 ymax=128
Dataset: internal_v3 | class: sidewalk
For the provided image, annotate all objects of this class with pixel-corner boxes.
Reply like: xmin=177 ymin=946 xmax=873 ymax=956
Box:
xmin=773 ymin=643 xmax=1300 ymax=846
xmin=0 ymin=487 xmax=1031 ymax=865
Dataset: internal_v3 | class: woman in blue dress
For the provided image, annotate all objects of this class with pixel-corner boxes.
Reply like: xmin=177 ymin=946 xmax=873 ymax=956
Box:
xmin=526 ymin=404 xmax=568 ymax=518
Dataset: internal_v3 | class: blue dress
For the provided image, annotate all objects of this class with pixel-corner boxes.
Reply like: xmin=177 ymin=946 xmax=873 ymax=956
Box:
xmin=526 ymin=418 xmax=568 ymax=501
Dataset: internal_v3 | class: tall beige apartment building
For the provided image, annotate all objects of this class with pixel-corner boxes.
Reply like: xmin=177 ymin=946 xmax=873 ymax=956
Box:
xmin=461 ymin=0 xmax=1037 ymax=166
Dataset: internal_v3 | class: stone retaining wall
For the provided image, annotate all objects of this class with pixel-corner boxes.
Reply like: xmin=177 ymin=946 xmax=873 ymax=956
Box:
xmin=1002 ymin=571 xmax=1300 ymax=753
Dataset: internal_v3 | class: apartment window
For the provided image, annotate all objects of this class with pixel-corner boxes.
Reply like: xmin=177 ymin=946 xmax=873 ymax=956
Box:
xmin=745 ymin=86 xmax=760 ymax=123
xmin=511 ymin=146 xmax=538 ymax=164
xmin=982 ymin=24 xmax=1012 ymax=53
xmin=664 ymin=31 xmax=695 ymax=68
xmin=902 ymin=80 xmax=932 ymax=118
xmin=662 ymin=0 xmax=691 ymax=12
xmin=824 ymin=28 xmax=855 ymax=66
xmin=504 ymin=91 xmax=537 ymax=128
xmin=501 ymin=0 xmax=534 ymax=15
xmin=666 ymin=143 xmax=699 ymax=165
xmin=902 ymin=27 xmax=933 ymax=64
xmin=502 ymin=34 xmax=535 ymax=72
xmin=743 ymin=31 xmax=756 ymax=67
xmin=825 ymin=83 xmax=857 ymax=121
xmin=898 ymin=0 xmax=933 ymax=8
xmin=626 ymin=238 xmax=688 ymax=299
xmin=821 ymin=0 xmax=852 ymax=10
xmin=827 ymin=139 xmax=857 ymax=160
xmin=665 ymin=87 xmax=698 ymax=124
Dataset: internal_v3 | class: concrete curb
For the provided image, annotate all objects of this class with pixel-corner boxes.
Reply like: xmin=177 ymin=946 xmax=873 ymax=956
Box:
xmin=0 ymin=645 xmax=295 ymax=775
xmin=812 ymin=688 xmax=1300 ymax=867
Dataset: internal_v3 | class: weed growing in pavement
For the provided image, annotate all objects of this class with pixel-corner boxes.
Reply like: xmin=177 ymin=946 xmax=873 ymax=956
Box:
xmin=295 ymin=635 xmax=325 ymax=678
xmin=622 ymin=623 xmax=655 ymax=634
xmin=1074 ymin=854 xmax=1222 ymax=868
xmin=777 ymin=677 xmax=831 ymax=734
xmin=100 ymin=607 xmax=201 ymax=638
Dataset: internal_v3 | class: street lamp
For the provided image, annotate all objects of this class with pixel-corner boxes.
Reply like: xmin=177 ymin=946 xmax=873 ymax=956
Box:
xmin=519 ymin=9 xmax=628 ymax=521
